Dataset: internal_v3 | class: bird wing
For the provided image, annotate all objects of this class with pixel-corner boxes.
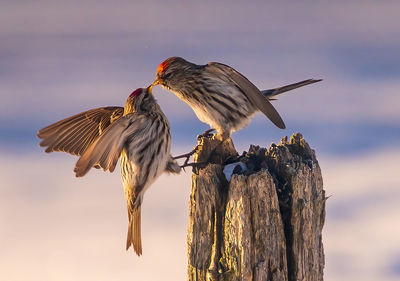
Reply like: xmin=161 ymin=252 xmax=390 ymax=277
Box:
xmin=206 ymin=62 xmax=286 ymax=129
xmin=37 ymin=107 xmax=124 ymax=156
xmin=74 ymin=113 xmax=149 ymax=177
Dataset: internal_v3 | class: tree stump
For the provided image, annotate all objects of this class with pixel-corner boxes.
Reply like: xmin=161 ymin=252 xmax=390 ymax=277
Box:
xmin=187 ymin=133 xmax=325 ymax=281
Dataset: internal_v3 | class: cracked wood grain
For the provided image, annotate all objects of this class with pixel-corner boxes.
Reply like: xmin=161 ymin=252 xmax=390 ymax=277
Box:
xmin=187 ymin=133 xmax=325 ymax=281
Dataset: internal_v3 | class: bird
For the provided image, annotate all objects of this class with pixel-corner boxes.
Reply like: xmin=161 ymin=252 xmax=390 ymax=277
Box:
xmin=37 ymin=86 xmax=180 ymax=256
xmin=153 ymin=57 xmax=321 ymax=141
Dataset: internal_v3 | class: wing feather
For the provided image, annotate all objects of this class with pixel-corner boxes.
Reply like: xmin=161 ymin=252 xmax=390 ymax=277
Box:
xmin=37 ymin=107 xmax=124 ymax=156
xmin=46 ymin=119 xmax=91 ymax=153
xmin=206 ymin=62 xmax=286 ymax=129
xmin=74 ymin=113 xmax=149 ymax=177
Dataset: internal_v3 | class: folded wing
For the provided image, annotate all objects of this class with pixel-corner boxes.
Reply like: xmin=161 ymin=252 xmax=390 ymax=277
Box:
xmin=206 ymin=62 xmax=286 ymax=129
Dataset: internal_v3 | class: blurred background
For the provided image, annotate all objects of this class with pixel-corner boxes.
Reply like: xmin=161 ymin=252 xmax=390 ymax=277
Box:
xmin=1 ymin=1 xmax=399 ymax=280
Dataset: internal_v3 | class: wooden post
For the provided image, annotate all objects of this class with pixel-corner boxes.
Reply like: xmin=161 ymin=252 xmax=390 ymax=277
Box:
xmin=187 ymin=133 xmax=325 ymax=281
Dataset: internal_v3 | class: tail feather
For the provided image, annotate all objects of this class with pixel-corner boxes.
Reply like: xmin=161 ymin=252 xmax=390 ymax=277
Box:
xmin=261 ymin=78 xmax=322 ymax=99
xmin=126 ymin=206 xmax=142 ymax=256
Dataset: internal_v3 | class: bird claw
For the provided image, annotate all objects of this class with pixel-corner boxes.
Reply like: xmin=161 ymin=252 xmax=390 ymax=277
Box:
xmin=173 ymin=145 xmax=201 ymax=167
xmin=180 ymin=161 xmax=205 ymax=172
xmin=173 ymin=129 xmax=224 ymax=171
xmin=197 ymin=128 xmax=216 ymax=139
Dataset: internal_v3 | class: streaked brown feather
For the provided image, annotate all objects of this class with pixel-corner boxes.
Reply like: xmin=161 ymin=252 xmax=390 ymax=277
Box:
xmin=126 ymin=206 xmax=142 ymax=255
xmin=37 ymin=107 xmax=123 ymax=156
xmin=207 ymin=62 xmax=286 ymax=129
xmin=49 ymin=119 xmax=93 ymax=153
xmin=74 ymin=113 xmax=149 ymax=176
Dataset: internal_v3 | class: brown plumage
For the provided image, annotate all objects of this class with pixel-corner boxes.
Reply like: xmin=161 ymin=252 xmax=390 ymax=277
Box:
xmin=38 ymin=107 xmax=123 ymax=156
xmin=38 ymin=86 xmax=180 ymax=256
xmin=154 ymin=57 xmax=321 ymax=140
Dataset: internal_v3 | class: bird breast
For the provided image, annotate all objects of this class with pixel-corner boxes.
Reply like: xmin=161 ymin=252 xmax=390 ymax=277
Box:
xmin=120 ymin=118 xmax=171 ymax=199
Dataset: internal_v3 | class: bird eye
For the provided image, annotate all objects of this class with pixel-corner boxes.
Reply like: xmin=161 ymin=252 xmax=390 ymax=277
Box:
xmin=163 ymin=72 xmax=172 ymax=79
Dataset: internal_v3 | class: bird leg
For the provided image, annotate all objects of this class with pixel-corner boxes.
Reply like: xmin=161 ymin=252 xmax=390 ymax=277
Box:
xmin=172 ymin=129 xmax=221 ymax=169
xmin=173 ymin=131 xmax=212 ymax=169
xmin=173 ymin=145 xmax=201 ymax=167
xmin=180 ymin=161 xmax=206 ymax=172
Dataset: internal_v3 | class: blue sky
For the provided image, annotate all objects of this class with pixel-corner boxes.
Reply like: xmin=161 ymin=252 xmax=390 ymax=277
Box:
xmin=1 ymin=1 xmax=400 ymax=280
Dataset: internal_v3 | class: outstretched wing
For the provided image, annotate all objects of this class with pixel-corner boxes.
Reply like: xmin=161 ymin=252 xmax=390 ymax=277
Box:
xmin=37 ymin=107 xmax=124 ymax=156
xmin=74 ymin=113 xmax=149 ymax=177
xmin=206 ymin=62 xmax=286 ymax=129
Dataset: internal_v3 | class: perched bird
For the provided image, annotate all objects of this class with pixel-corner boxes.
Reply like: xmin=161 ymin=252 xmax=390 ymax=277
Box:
xmin=153 ymin=57 xmax=321 ymax=140
xmin=37 ymin=86 xmax=180 ymax=256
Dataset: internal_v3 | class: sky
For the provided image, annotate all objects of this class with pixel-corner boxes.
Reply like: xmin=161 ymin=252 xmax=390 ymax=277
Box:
xmin=1 ymin=1 xmax=400 ymax=280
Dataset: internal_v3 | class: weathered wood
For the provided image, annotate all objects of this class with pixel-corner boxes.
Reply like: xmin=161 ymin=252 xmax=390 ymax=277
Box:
xmin=187 ymin=136 xmax=237 ymax=281
xmin=187 ymin=133 xmax=325 ymax=281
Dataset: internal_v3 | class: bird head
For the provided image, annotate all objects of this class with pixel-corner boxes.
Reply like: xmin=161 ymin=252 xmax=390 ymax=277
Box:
xmin=125 ymin=86 xmax=154 ymax=114
xmin=153 ymin=57 xmax=189 ymax=88
xmin=129 ymin=87 xmax=145 ymax=99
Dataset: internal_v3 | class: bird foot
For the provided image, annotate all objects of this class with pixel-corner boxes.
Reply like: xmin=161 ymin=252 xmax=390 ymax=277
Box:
xmin=197 ymin=128 xmax=216 ymax=139
xmin=173 ymin=145 xmax=201 ymax=167
xmin=180 ymin=161 xmax=205 ymax=172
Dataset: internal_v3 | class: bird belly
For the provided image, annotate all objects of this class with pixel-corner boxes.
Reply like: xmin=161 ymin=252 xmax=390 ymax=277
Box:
xmin=120 ymin=141 xmax=170 ymax=204
xmin=166 ymin=88 xmax=225 ymax=130
xmin=167 ymin=85 xmax=258 ymax=135
xmin=192 ymin=105 xmax=220 ymax=128
xmin=188 ymin=94 xmax=256 ymax=134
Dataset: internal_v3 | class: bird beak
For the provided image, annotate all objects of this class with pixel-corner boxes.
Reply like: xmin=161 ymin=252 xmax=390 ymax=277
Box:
xmin=146 ymin=84 xmax=153 ymax=93
xmin=152 ymin=78 xmax=160 ymax=86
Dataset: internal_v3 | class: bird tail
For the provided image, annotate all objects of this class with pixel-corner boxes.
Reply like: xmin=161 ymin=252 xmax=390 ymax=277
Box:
xmin=261 ymin=79 xmax=322 ymax=100
xmin=126 ymin=205 xmax=142 ymax=256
